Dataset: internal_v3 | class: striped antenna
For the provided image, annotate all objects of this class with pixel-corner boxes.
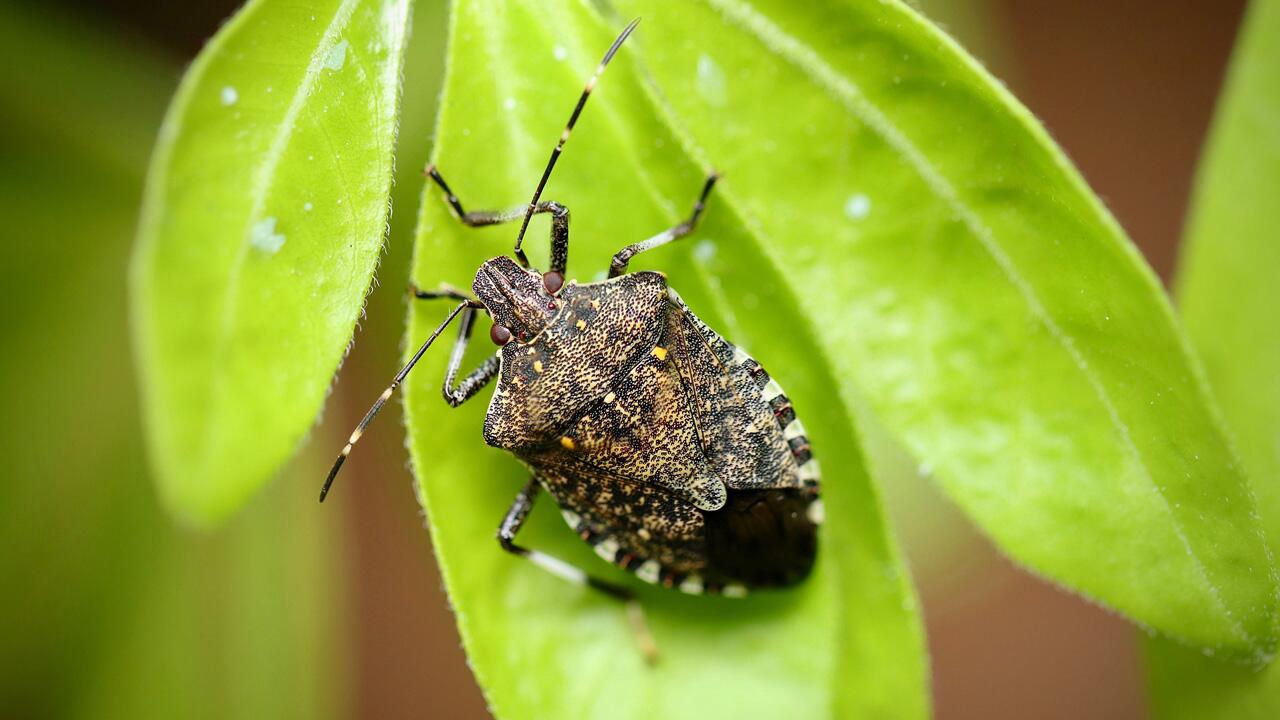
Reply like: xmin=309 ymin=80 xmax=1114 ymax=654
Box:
xmin=320 ymin=300 xmax=473 ymax=502
xmin=511 ymin=17 xmax=641 ymax=268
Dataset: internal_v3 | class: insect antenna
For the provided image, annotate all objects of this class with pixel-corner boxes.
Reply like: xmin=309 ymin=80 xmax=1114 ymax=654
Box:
xmin=511 ymin=17 xmax=641 ymax=268
xmin=320 ymin=299 xmax=477 ymax=502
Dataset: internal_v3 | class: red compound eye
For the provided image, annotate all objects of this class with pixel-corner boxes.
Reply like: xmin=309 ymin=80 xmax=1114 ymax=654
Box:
xmin=542 ymin=271 xmax=564 ymax=294
xmin=490 ymin=324 xmax=512 ymax=346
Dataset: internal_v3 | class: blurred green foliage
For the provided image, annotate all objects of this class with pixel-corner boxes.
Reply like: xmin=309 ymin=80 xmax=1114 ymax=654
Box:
xmin=0 ymin=5 xmax=348 ymax=717
xmin=1148 ymin=0 xmax=1280 ymax=715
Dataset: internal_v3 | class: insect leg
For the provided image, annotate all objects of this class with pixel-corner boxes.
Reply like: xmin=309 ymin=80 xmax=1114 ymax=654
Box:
xmin=442 ymin=305 xmax=501 ymax=407
xmin=320 ymin=300 xmax=477 ymax=502
xmin=425 ymin=165 xmax=571 ymax=274
xmin=609 ymin=173 xmax=719 ymax=278
xmin=409 ymin=284 xmax=500 ymax=404
xmin=497 ymin=478 xmax=659 ymax=663
xmin=498 ymin=479 xmax=631 ymax=598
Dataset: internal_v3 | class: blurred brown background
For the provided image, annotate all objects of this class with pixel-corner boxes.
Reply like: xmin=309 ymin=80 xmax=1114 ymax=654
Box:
xmin=33 ymin=0 xmax=1249 ymax=717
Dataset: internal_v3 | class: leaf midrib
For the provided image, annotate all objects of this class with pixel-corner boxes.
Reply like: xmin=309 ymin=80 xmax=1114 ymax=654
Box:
xmin=700 ymin=0 xmax=1249 ymax=645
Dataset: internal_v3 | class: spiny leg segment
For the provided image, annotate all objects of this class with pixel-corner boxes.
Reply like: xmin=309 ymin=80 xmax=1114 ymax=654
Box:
xmin=425 ymin=166 xmax=571 ymax=274
xmin=498 ymin=477 xmax=659 ymax=664
xmin=609 ymin=173 xmax=719 ymax=277
xmin=441 ymin=305 xmax=501 ymax=407
xmin=320 ymin=299 xmax=479 ymax=502
xmin=511 ymin=17 xmax=641 ymax=269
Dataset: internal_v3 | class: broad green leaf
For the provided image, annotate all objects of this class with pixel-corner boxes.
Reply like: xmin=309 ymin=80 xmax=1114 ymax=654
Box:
xmin=863 ymin=0 xmax=1010 ymax=584
xmin=614 ymin=0 xmax=1278 ymax=657
xmin=1148 ymin=1 xmax=1280 ymax=716
xmin=402 ymin=0 xmax=928 ymax=717
xmin=131 ymin=0 xmax=413 ymax=525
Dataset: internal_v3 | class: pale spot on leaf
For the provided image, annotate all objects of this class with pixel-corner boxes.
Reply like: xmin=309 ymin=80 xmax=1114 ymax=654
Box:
xmin=844 ymin=193 xmax=871 ymax=220
xmin=325 ymin=39 xmax=349 ymax=71
xmin=250 ymin=217 xmax=286 ymax=254
xmin=696 ymin=54 xmax=727 ymax=107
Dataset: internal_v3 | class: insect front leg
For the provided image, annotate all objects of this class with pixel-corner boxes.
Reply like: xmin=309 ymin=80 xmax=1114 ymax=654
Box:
xmin=498 ymin=478 xmax=659 ymax=663
xmin=441 ymin=304 xmax=501 ymax=407
xmin=609 ymin=173 xmax=719 ymax=277
xmin=425 ymin=165 xmax=571 ymax=274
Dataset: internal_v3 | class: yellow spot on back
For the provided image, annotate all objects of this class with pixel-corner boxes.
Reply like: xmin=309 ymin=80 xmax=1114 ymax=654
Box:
xmin=651 ymin=346 xmax=668 ymax=362
xmin=533 ymin=360 xmax=544 ymax=373
xmin=603 ymin=392 xmax=616 ymax=404
xmin=559 ymin=436 xmax=576 ymax=450
xmin=590 ymin=299 xmax=601 ymax=310
xmin=575 ymin=319 xmax=586 ymax=330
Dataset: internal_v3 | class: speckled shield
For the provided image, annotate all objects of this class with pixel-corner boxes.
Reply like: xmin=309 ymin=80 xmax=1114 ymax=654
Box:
xmin=482 ymin=267 xmax=822 ymax=596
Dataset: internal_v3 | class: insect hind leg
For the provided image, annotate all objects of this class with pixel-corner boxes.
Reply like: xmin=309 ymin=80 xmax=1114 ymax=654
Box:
xmin=609 ymin=173 xmax=718 ymax=278
xmin=498 ymin=478 xmax=659 ymax=663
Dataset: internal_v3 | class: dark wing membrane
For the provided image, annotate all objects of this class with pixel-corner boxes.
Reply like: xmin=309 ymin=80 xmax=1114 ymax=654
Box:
xmin=703 ymin=488 xmax=819 ymax=587
xmin=663 ymin=290 xmax=803 ymax=491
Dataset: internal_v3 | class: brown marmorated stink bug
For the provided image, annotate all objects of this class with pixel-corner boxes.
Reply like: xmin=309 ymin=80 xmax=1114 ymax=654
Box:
xmin=320 ymin=19 xmax=822 ymax=659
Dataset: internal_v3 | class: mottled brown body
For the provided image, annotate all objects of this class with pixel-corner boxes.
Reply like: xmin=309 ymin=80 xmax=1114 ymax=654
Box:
xmin=477 ymin=260 xmax=822 ymax=595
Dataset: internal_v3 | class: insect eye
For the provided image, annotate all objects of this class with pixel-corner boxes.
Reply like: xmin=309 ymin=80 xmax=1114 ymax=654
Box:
xmin=490 ymin=324 xmax=512 ymax=346
xmin=542 ymin=271 xmax=564 ymax=294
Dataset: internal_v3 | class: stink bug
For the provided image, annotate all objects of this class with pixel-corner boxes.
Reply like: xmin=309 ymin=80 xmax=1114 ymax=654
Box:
xmin=321 ymin=19 xmax=822 ymax=653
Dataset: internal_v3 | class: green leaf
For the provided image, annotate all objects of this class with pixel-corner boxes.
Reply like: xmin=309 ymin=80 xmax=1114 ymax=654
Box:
xmin=1147 ymin=0 xmax=1280 ymax=715
xmin=612 ymin=0 xmax=1277 ymax=657
xmin=403 ymin=0 xmax=927 ymax=717
xmin=131 ymin=0 xmax=413 ymax=526
xmin=861 ymin=0 xmax=1014 ymax=586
